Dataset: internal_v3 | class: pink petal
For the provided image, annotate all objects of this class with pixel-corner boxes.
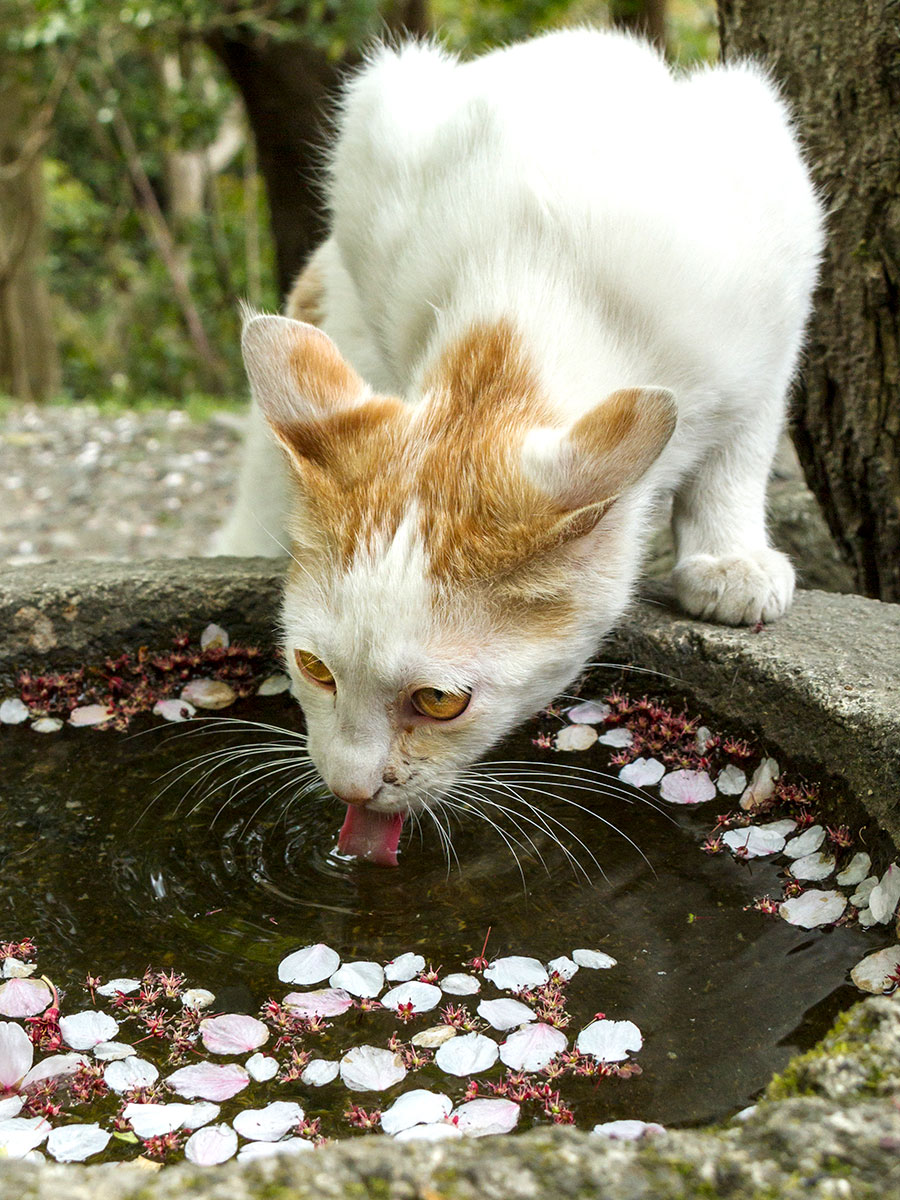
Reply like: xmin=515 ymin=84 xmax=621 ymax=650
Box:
xmin=103 ymin=1057 xmax=159 ymax=1093
xmin=199 ymin=1013 xmax=269 ymax=1055
xmin=454 ymin=1098 xmax=520 ymax=1137
xmin=0 ymin=1116 xmax=50 ymax=1157
xmin=21 ymin=1053 xmax=87 ymax=1089
xmin=0 ymin=1021 xmax=34 ymax=1088
xmin=283 ymin=988 xmax=353 ymax=1018
xmin=380 ymin=1089 xmax=452 ymax=1135
xmin=659 ymin=769 xmax=716 ymax=805
xmin=339 ymin=1045 xmax=407 ymax=1091
xmin=184 ymin=1123 xmax=238 ymax=1165
xmin=278 ymin=944 xmax=340 ymax=985
xmin=434 ymin=1032 xmax=499 ymax=1077
xmin=232 ymin=1100 xmax=305 ymax=1141
xmin=166 ymin=1061 xmax=250 ymax=1101
xmin=68 ymin=704 xmax=114 ymax=727
xmin=499 ymin=1023 xmax=567 ymax=1071
xmin=59 ymin=1010 xmax=119 ymax=1050
xmin=384 ymin=953 xmax=425 ymax=982
xmin=0 ymin=978 xmax=52 ymax=1018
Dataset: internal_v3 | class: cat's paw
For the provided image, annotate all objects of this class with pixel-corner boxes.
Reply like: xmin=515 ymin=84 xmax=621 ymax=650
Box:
xmin=672 ymin=549 xmax=795 ymax=626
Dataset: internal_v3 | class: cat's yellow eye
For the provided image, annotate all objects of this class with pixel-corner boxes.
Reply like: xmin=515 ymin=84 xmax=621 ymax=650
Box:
xmin=295 ymin=649 xmax=336 ymax=688
xmin=411 ymin=687 xmax=471 ymax=721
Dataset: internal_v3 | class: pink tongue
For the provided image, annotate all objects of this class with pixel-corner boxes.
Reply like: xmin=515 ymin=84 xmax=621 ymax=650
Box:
xmin=338 ymin=805 xmax=404 ymax=867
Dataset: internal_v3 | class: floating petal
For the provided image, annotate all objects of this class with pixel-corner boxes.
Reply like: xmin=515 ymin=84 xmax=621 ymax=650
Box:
xmin=200 ymin=623 xmax=229 ymax=650
xmin=167 ymin=1061 xmax=250 ymax=1101
xmin=233 ymin=1100 xmax=304 ymax=1142
xmin=2 ymin=959 xmax=35 ymax=979
xmin=384 ymin=953 xmax=425 ymax=982
xmin=246 ymin=1053 xmax=279 ymax=1082
xmin=779 ymin=889 xmax=847 ymax=928
xmin=598 ymin=726 xmax=633 ymax=748
xmin=68 ymin=705 xmax=113 ymax=727
xmin=454 ymin=1098 xmax=520 ymax=1137
xmin=93 ymin=1041 xmax=136 ymax=1062
xmin=46 ymin=1123 xmax=111 ymax=1162
xmin=394 ymin=1122 xmax=462 ymax=1142
xmin=381 ymin=1089 xmax=452 ymax=1135
xmin=499 ymin=1023 xmax=567 ymax=1071
xmin=329 ymin=961 xmax=384 ymax=998
xmin=440 ymin=973 xmax=480 ymax=996
xmin=659 ymin=769 xmax=716 ymax=805
xmin=851 ymin=946 xmax=900 ymax=994
xmin=182 ymin=988 xmax=216 ymax=1011
xmin=200 ymin=1013 xmax=269 ymax=1055
xmin=104 ymin=1056 xmax=159 ymax=1093
xmin=555 ymin=724 xmax=597 ymax=752
xmin=576 ymin=1018 xmax=643 ymax=1062
xmin=592 ymin=1119 xmax=664 ymax=1140
xmin=836 ymin=852 xmax=872 ymax=887
xmin=31 ymin=717 xmax=63 ymax=733
xmin=339 ymin=1045 xmax=407 ymax=1092
xmin=96 ymin=978 xmax=141 ymax=998
xmin=476 ymin=998 xmax=535 ymax=1031
xmin=483 ymin=956 xmax=548 ymax=991
xmin=181 ymin=679 xmax=236 ymax=710
xmin=434 ymin=1032 xmax=499 ymax=1077
xmin=716 ymin=765 xmax=747 ymax=796
xmin=783 ymin=825 xmax=826 ymax=859
xmin=869 ymin=864 xmax=900 ymax=924
xmin=184 ymin=1124 xmax=238 ymax=1165
xmin=572 ymin=949 xmax=617 ymax=969
xmin=125 ymin=1102 xmax=219 ymax=1138
xmin=618 ymin=758 xmax=665 ymax=788
xmin=739 ymin=757 xmax=780 ymax=811
xmin=278 ymin=944 xmax=340 ymax=985
xmin=723 ymin=826 xmax=787 ymax=859
xmin=850 ymin=877 xmax=878 ymax=907
xmin=301 ymin=1059 xmax=339 ymax=1087
xmin=283 ymin=988 xmax=353 ymax=1018
xmin=257 ymin=673 xmax=290 ymax=696
xmin=547 ymin=956 xmax=579 ymax=981
xmin=411 ymin=1026 xmax=457 ymax=1049
xmin=0 ymin=1021 xmax=33 ymax=1088
xmin=21 ymin=1053 xmax=86 ymax=1089
xmin=0 ymin=1097 xmax=23 ymax=1121
xmin=152 ymin=699 xmax=195 ymax=723
xmin=382 ymin=981 xmax=441 ymax=1014
xmin=566 ymin=700 xmax=611 ymax=724
xmin=0 ymin=698 xmax=29 ymax=724
xmin=0 ymin=1116 xmax=50 ymax=1158
xmin=789 ymin=851 xmax=836 ymax=881
xmin=0 ymin=978 xmax=51 ymax=1018
xmin=237 ymin=1138 xmax=313 ymax=1162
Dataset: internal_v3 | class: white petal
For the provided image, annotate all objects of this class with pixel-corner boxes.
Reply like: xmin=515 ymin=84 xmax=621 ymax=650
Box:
xmin=68 ymin=704 xmax=114 ymax=727
xmin=301 ymin=1059 xmax=339 ymax=1087
xmin=278 ymin=944 xmax=340 ymax=985
xmin=21 ymin=1053 xmax=86 ymax=1088
xmin=434 ymin=1032 xmax=499 ymax=1077
xmin=454 ymin=1098 xmax=520 ymax=1137
xmin=152 ymin=699 xmax=195 ymax=722
xmin=93 ymin=1041 xmax=136 ymax=1062
xmin=395 ymin=1122 xmax=462 ymax=1142
xmin=200 ymin=1013 xmax=269 ymax=1055
xmin=783 ymin=825 xmax=826 ymax=859
xmin=3 ymin=958 xmax=35 ymax=979
xmin=382 ymin=982 xmax=442 ymax=1014
xmin=0 ymin=1021 xmax=34 ymax=1088
xmin=547 ymin=956 xmax=579 ymax=981
xmin=329 ymin=961 xmax=384 ymax=998
xmin=869 ymin=864 xmax=900 ymax=924
xmin=566 ymin=700 xmax=611 ymax=724
xmin=125 ymin=1102 xmax=220 ymax=1138
xmin=592 ymin=1119 xmax=664 ymax=1140
xmin=598 ymin=727 xmax=633 ymax=748
xmin=716 ymin=764 xmax=747 ymax=795
xmin=499 ymin=1023 xmax=567 ymax=1071
xmin=739 ymin=757 xmax=780 ymax=811
xmin=0 ymin=978 xmax=52 ymax=1017
xmin=0 ymin=698 xmax=29 ymax=724
xmin=572 ymin=949 xmax=617 ymax=969
xmin=104 ymin=1056 xmax=159 ymax=1093
xmin=31 ymin=717 xmax=63 ymax=733
xmin=850 ymin=877 xmax=878 ymax=907
xmin=233 ymin=1100 xmax=304 ymax=1142
xmin=283 ymin=988 xmax=353 ymax=1018
xmin=411 ymin=1026 xmax=457 ymax=1049
xmin=200 ymin=623 xmax=229 ymax=650
xmin=384 ymin=953 xmax=426 ymax=982
xmin=789 ymin=851 xmax=836 ymax=881
xmin=722 ymin=826 xmax=786 ymax=858
xmin=576 ymin=1018 xmax=643 ymax=1062
xmin=245 ymin=1053 xmax=279 ymax=1082
xmin=339 ymin=1045 xmax=407 ymax=1092
xmin=440 ymin=973 xmax=481 ymax=996
xmin=659 ymin=770 xmax=716 ymax=806
xmin=555 ymin=724 xmax=597 ymax=752
xmin=858 ymin=906 xmax=878 ymax=928
xmin=180 ymin=679 xmax=236 ymax=710
xmin=46 ymin=1123 xmax=111 ymax=1162
xmin=184 ymin=1123 xmax=238 ymax=1165
xmin=96 ymin=978 xmax=142 ymax=998
xmin=618 ymin=758 xmax=666 ymax=788
xmin=850 ymin=946 xmax=900 ymax=994
xmin=0 ymin=1116 xmax=51 ymax=1157
xmin=779 ymin=889 xmax=847 ymax=928
xmin=182 ymin=988 xmax=216 ymax=1011
xmin=483 ymin=956 xmax=548 ymax=991
xmin=167 ymin=1062 xmax=250 ymax=1101
xmin=59 ymin=1010 xmax=119 ymax=1050
xmin=381 ymin=1089 xmax=452 ymax=1135
xmin=836 ymin=852 xmax=872 ymax=887
xmin=257 ymin=673 xmax=290 ymax=696
xmin=237 ymin=1138 xmax=313 ymax=1162
xmin=761 ymin=819 xmax=798 ymax=836
xmin=477 ymin=998 xmax=535 ymax=1031
xmin=0 ymin=1097 xmax=23 ymax=1120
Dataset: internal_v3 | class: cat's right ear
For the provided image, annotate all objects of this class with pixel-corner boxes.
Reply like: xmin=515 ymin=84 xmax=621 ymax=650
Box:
xmin=241 ymin=312 xmax=370 ymax=439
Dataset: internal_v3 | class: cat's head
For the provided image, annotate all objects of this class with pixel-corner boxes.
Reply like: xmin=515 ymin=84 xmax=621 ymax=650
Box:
xmin=242 ymin=313 xmax=675 ymax=853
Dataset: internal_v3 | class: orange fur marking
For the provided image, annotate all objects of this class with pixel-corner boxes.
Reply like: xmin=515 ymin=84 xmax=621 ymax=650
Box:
xmin=285 ymin=259 xmax=325 ymax=326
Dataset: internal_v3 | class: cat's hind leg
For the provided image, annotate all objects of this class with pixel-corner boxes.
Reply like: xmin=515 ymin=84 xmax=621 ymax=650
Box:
xmin=670 ymin=436 xmax=794 ymax=626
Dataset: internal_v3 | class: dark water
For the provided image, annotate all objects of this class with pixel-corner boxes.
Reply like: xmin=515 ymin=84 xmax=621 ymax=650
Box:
xmin=0 ymin=689 xmax=881 ymax=1135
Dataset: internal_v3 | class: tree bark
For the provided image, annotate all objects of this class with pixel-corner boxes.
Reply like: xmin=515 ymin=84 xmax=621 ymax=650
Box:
xmin=718 ymin=0 xmax=900 ymax=601
xmin=609 ymin=0 xmax=667 ymax=53
xmin=207 ymin=2 xmax=429 ymax=303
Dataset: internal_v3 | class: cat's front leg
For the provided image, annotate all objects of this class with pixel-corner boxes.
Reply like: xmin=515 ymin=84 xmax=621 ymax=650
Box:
xmin=670 ymin=440 xmax=795 ymax=626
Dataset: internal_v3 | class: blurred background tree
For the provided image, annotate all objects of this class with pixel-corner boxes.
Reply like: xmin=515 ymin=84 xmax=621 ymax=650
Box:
xmin=0 ymin=0 xmax=716 ymax=405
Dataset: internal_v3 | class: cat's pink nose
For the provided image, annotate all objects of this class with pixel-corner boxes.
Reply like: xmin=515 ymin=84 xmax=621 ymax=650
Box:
xmin=332 ymin=788 xmax=377 ymax=808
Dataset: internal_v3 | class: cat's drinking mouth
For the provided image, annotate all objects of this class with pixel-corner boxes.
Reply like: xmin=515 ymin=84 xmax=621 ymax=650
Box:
xmin=337 ymin=804 xmax=404 ymax=867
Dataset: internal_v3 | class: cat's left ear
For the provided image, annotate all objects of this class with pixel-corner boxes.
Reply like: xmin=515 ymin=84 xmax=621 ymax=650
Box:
xmin=523 ymin=386 xmax=677 ymax=542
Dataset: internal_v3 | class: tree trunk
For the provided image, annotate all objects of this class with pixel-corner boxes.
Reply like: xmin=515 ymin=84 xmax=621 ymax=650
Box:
xmin=609 ymin=0 xmax=668 ymax=53
xmin=207 ymin=2 xmax=429 ymax=303
xmin=718 ymin=0 xmax=900 ymax=602
xmin=0 ymin=70 xmax=59 ymax=401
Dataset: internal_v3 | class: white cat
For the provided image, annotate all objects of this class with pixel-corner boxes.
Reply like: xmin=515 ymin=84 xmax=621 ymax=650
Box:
xmin=217 ymin=30 xmax=823 ymax=864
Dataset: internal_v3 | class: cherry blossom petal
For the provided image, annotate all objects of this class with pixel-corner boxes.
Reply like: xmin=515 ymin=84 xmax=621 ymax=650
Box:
xmin=301 ymin=1059 xmax=339 ymax=1087
xmin=0 ymin=978 xmax=52 ymax=1017
xmin=153 ymin=699 xmax=195 ymax=722
xmin=329 ymin=961 xmax=384 ymax=998
xmin=0 ymin=698 xmax=29 ymax=724
xmin=3 ymin=958 xmax=35 ymax=979
xmin=31 ymin=717 xmax=63 ymax=733
xmin=572 ymin=949 xmax=617 ymax=969
xmin=96 ymin=978 xmax=141 ymax=998
xmin=499 ymin=1023 xmax=567 ymax=1071
xmin=411 ymin=1026 xmax=457 ymax=1049
xmin=125 ymin=1102 xmax=219 ymax=1138
xmin=789 ymin=851 xmax=836 ymax=881
xmin=46 ymin=1123 xmax=111 ymax=1162
xmin=237 ymin=1138 xmax=313 ymax=1162
xmin=547 ymin=956 xmax=579 ymax=981
xmin=739 ymin=757 xmax=780 ymax=811
xmin=59 ymin=1010 xmax=119 ymax=1050
xmin=382 ymin=982 xmax=442 ymax=1015
xmin=278 ymin=944 xmax=340 ymax=985
xmin=440 ymin=973 xmax=480 ymax=996
xmin=592 ymin=1119 xmax=664 ymax=1139
xmin=434 ymin=1032 xmax=499 ymax=1077
xmin=245 ymin=1053 xmax=279 ymax=1082
xmin=783 ymin=825 xmax=826 ymax=858
xmin=104 ymin=1057 xmax=159 ymax=1093
xmin=200 ymin=623 xmax=229 ymax=650
xmin=566 ymin=700 xmax=611 ymax=724
xmin=0 ymin=1021 xmax=34 ymax=1088
xmin=476 ymin=998 xmax=535 ymax=1031
xmin=851 ymin=877 xmax=878 ymax=907
xmin=0 ymin=1116 xmax=51 ymax=1157
xmin=182 ymin=988 xmax=216 ymax=1010
xmin=779 ymin=889 xmax=847 ymax=928
xmin=381 ymin=1089 xmax=452 ymax=1135
xmin=69 ymin=704 xmax=114 ymax=727
xmin=851 ymin=946 xmax=900 ymax=994
xmin=93 ymin=1041 xmax=136 ymax=1062
xmin=716 ymin=764 xmax=747 ymax=795
xmin=184 ymin=1123 xmax=238 ymax=1165
xmin=181 ymin=680 xmax=236 ymax=710
xmin=483 ymin=956 xmax=548 ymax=991
xmin=394 ymin=1122 xmax=462 ymax=1142
xmin=0 ymin=1097 xmax=23 ymax=1120
xmin=283 ymin=988 xmax=353 ymax=1018
xmin=576 ymin=1018 xmax=643 ymax=1062
xmin=723 ymin=826 xmax=787 ymax=858
xmin=200 ymin=1013 xmax=269 ymax=1055
xmin=598 ymin=727 xmax=633 ymax=748
xmin=836 ymin=852 xmax=872 ymax=887
xmin=659 ymin=769 xmax=716 ymax=805
xmin=167 ymin=1061 xmax=250 ymax=1101
xmin=339 ymin=1045 xmax=407 ymax=1091
xmin=454 ymin=1098 xmax=520 ymax=1137
xmin=555 ymin=724 xmax=597 ymax=752
xmin=257 ymin=673 xmax=290 ymax=696
xmin=618 ymin=757 xmax=666 ymax=788
xmin=21 ymin=1053 xmax=86 ymax=1088
xmin=384 ymin=953 xmax=425 ymax=982
xmin=233 ymin=1101 xmax=305 ymax=1142
xmin=869 ymin=864 xmax=900 ymax=924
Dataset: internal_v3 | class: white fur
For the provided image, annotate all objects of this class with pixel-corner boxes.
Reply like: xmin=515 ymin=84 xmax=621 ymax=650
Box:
xmin=220 ymin=29 xmax=823 ymax=812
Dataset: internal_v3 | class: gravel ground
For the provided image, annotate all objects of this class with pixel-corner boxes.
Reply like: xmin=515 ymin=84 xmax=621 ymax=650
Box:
xmin=0 ymin=403 xmax=244 ymax=564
